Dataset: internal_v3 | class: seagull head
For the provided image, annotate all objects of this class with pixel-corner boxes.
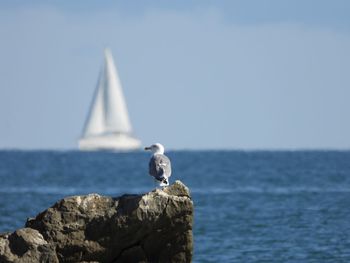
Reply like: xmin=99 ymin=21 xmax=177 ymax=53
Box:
xmin=144 ymin=143 xmax=165 ymax=155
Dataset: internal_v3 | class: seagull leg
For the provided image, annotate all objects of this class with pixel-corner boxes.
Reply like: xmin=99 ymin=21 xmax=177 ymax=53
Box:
xmin=159 ymin=178 xmax=169 ymax=187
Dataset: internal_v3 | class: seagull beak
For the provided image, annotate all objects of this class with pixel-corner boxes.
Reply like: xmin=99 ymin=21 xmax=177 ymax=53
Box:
xmin=144 ymin=146 xmax=151 ymax=151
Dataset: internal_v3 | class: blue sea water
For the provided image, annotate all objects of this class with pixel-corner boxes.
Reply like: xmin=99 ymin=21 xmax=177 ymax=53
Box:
xmin=0 ymin=150 xmax=350 ymax=262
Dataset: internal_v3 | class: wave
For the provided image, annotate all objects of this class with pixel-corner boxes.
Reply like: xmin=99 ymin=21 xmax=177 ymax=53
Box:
xmin=191 ymin=186 xmax=350 ymax=194
xmin=0 ymin=186 xmax=151 ymax=196
xmin=0 ymin=186 xmax=349 ymax=195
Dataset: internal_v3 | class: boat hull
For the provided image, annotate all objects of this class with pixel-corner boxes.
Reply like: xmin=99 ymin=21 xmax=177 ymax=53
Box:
xmin=78 ymin=133 xmax=141 ymax=151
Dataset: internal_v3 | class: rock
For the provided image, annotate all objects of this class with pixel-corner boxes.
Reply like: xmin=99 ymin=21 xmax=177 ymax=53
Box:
xmin=0 ymin=228 xmax=58 ymax=263
xmin=0 ymin=180 xmax=193 ymax=263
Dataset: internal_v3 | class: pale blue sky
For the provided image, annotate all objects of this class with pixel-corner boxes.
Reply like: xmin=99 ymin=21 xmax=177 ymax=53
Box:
xmin=0 ymin=1 xmax=350 ymax=149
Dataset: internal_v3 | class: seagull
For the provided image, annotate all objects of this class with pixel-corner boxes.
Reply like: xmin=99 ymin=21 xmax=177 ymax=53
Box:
xmin=145 ymin=143 xmax=172 ymax=187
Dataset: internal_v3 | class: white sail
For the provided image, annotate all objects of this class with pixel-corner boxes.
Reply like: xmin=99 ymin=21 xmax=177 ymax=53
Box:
xmin=82 ymin=71 xmax=105 ymax=137
xmin=79 ymin=49 xmax=141 ymax=151
xmin=103 ymin=49 xmax=132 ymax=133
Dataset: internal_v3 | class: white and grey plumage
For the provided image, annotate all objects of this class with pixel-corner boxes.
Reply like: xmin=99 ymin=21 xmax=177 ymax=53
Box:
xmin=145 ymin=143 xmax=171 ymax=186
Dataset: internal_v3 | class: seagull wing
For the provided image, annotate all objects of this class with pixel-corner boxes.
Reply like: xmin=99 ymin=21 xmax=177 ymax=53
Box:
xmin=149 ymin=154 xmax=172 ymax=181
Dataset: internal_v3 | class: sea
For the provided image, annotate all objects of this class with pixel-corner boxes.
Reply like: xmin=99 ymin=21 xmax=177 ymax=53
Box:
xmin=0 ymin=150 xmax=350 ymax=262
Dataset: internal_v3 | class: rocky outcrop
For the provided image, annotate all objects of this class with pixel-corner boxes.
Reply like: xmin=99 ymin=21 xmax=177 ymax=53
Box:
xmin=0 ymin=181 xmax=193 ymax=263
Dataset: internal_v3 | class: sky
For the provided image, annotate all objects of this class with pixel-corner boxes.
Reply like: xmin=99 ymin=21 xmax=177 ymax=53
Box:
xmin=0 ymin=0 xmax=350 ymax=150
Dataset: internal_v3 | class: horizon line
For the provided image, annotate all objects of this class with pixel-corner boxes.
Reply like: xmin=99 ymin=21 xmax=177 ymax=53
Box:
xmin=0 ymin=147 xmax=350 ymax=152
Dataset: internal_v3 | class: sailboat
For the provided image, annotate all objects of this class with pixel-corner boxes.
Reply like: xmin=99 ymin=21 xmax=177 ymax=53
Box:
xmin=78 ymin=49 xmax=141 ymax=151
